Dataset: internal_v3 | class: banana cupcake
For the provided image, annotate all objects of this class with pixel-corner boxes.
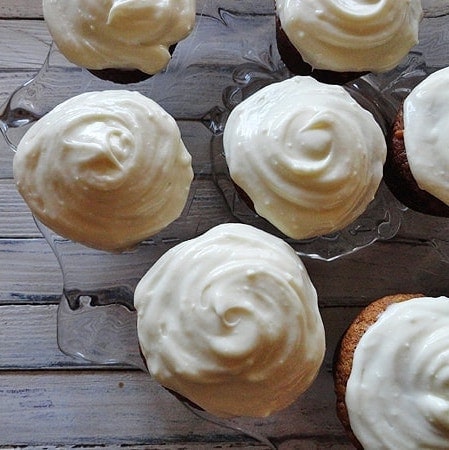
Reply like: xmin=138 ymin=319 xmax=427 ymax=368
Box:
xmin=135 ymin=223 xmax=326 ymax=418
xmin=334 ymin=294 xmax=449 ymax=449
xmin=275 ymin=0 xmax=423 ymax=84
xmin=223 ymin=76 xmax=387 ymax=240
xmin=385 ymin=66 xmax=449 ymax=217
xmin=13 ymin=90 xmax=193 ymax=252
xmin=43 ymin=0 xmax=196 ymax=83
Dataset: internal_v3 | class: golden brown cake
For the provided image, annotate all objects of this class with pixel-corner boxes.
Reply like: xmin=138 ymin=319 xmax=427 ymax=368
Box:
xmin=334 ymin=294 xmax=449 ymax=449
xmin=385 ymin=67 xmax=449 ymax=217
xmin=334 ymin=293 xmax=422 ymax=448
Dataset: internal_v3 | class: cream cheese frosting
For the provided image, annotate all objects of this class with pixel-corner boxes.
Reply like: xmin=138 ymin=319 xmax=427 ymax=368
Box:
xmin=13 ymin=90 xmax=193 ymax=252
xmin=42 ymin=0 xmax=196 ymax=75
xmin=404 ymin=67 xmax=449 ymax=206
xmin=223 ymin=76 xmax=386 ymax=240
xmin=346 ymin=296 xmax=449 ymax=449
xmin=276 ymin=0 xmax=422 ymax=73
xmin=134 ymin=223 xmax=326 ymax=417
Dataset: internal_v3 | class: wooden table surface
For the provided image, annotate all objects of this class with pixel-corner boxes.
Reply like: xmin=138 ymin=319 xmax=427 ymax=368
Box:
xmin=2 ymin=1 xmax=449 ymax=449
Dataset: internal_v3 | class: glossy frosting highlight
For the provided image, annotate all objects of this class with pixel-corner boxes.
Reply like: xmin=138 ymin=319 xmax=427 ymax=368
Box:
xmin=276 ymin=0 xmax=422 ymax=72
xmin=404 ymin=67 xmax=449 ymax=206
xmin=13 ymin=90 xmax=193 ymax=252
xmin=43 ymin=0 xmax=196 ymax=75
xmin=135 ymin=223 xmax=326 ymax=417
xmin=346 ymin=296 xmax=449 ymax=449
xmin=223 ymin=76 xmax=386 ymax=240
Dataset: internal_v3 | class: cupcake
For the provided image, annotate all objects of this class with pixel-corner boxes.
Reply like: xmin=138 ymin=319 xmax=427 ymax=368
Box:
xmin=42 ymin=0 xmax=196 ymax=83
xmin=13 ymin=90 xmax=193 ymax=252
xmin=134 ymin=223 xmax=326 ymax=418
xmin=385 ymin=67 xmax=449 ymax=217
xmin=334 ymin=294 xmax=449 ymax=449
xmin=223 ymin=76 xmax=387 ymax=241
xmin=275 ymin=0 xmax=423 ymax=84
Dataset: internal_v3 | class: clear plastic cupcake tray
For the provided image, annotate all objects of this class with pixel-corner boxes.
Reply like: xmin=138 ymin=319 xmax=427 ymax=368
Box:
xmin=1 ymin=0 xmax=449 ymax=446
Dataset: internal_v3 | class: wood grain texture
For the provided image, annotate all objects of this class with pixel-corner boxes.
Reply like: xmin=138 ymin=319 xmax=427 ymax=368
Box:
xmin=9 ymin=446 xmax=268 ymax=450
xmin=1 ymin=226 xmax=447 ymax=308
xmin=0 ymin=368 xmax=348 ymax=447
xmin=0 ymin=302 xmax=359 ymax=370
xmin=0 ymin=302 xmax=355 ymax=447
xmin=0 ymin=179 xmax=40 ymax=236
xmin=0 ymin=239 xmax=62 ymax=302
xmin=0 ymin=370 xmax=245 ymax=446
xmin=0 ymin=20 xmax=51 ymax=68
xmin=0 ymin=1 xmax=43 ymax=19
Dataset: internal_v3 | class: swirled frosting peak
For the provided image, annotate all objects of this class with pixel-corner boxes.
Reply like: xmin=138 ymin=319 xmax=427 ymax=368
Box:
xmin=223 ymin=76 xmax=386 ymax=240
xmin=135 ymin=223 xmax=326 ymax=417
xmin=276 ymin=0 xmax=422 ymax=72
xmin=404 ymin=67 xmax=449 ymax=206
xmin=13 ymin=90 xmax=193 ymax=252
xmin=346 ymin=296 xmax=449 ymax=449
xmin=42 ymin=0 xmax=196 ymax=75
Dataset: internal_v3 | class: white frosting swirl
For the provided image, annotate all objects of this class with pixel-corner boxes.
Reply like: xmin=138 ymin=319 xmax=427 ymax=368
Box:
xmin=135 ymin=223 xmax=325 ymax=417
xmin=42 ymin=0 xmax=196 ymax=75
xmin=223 ymin=76 xmax=386 ymax=240
xmin=404 ymin=67 xmax=449 ymax=206
xmin=346 ymin=296 xmax=449 ymax=449
xmin=13 ymin=90 xmax=193 ymax=252
xmin=276 ymin=0 xmax=422 ymax=72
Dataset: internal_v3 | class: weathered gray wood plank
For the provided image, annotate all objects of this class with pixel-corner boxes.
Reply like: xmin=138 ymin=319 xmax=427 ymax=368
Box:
xmin=0 ymin=179 xmax=39 ymax=236
xmin=0 ymin=1 xmax=43 ymax=19
xmin=1 ymin=228 xmax=448 ymax=307
xmin=0 ymin=368 xmax=349 ymax=447
xmin=0 ymin=369 xmax=249 ymax=446
xmin=0 ymin=304 xmax=81 ymax=368
xmin=0 ymin=70 xmax=39 ymax=104
xmin=0 ymin=20 xmax=51 ymax=68
xmin=0 ymin=302 xmax=358 ymax=369
xmin=14 ymin=446 xmax=272 ymax=450
xmin=7 ymin=446 xmax=269 ymax=450
xmin=0 ymin=238 xmax=62 ymax=302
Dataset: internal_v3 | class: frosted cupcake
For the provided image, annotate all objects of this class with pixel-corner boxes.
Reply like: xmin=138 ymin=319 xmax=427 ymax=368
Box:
xmin=223 ymin=76 xmax=386 ymax=240
xmin=135 ymin=223 xmax=326 ymax=418
xmin=385 ymin=66 xmax=449 ymax=217
xmin=275 ymin=0 xmax=423 ymax=84
xmin=13 ymin=90 xmax=193 ymax=252
xmin=42 ymin=0 xmax=196 ymax=83
xmin=334 ymin=294 xmax=449 ymax=449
